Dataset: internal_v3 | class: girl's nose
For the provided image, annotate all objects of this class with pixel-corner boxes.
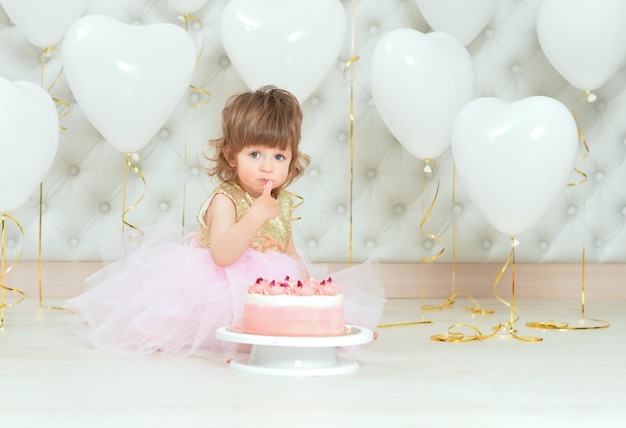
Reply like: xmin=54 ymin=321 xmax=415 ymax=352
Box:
xmin=260 ymin=159 xmax=273 ymax=172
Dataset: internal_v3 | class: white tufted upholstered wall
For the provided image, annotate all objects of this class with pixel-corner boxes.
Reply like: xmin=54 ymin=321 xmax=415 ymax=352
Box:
xmin=1 ymin=0 xmax=625 ymax=298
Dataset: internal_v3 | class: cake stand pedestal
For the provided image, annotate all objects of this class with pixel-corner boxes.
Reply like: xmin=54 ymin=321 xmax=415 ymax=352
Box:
xmin=216 ymin=325 xmax=373 ymax=377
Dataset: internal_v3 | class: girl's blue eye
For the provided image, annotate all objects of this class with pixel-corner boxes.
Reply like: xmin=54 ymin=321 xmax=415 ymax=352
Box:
xmin=250 ymin=151 xmax=260 ymax=158
xmin=275 ymin=154 xmax=286 ymax=161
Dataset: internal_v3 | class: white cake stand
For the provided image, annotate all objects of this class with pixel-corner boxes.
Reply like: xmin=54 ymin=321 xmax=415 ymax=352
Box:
xmin=216 ymin=325 xmax=374 ymax=377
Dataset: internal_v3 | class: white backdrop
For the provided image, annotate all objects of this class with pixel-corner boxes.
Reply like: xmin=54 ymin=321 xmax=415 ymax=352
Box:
xmin=1 ymin=0 xmax=625 ymax=265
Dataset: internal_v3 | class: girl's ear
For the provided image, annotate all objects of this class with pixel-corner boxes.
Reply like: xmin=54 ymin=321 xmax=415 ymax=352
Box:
xmin=223 ymin=145 xmax=235 ymax=167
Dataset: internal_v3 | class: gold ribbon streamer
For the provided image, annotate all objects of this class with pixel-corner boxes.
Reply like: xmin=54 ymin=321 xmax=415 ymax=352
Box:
xmin=1 ymin=214 xmax=27 ymax=327
xmin=39 ymin=48 xmax=68 ymax=309
xmin=342 ymin=0 xmax=358 ymax=266
xmin=431 ymin=237 xmax=542 ymax=343
xmin=419 ymin=159 xmax=445 ymax=264
xmin=41 ymin=47 xmax=71 ymax=130
xmin=285 ymin=191 xmax=305 ymax=221
xmin=178 ymin=13 xmax=206 ymax=64
xmin=188 ymin=85 xmax=211 ymax=108
xmin=121 ymin=153 xmax=147 ymax=236
xmin=527 ymin=90 xmax=609 ymax=331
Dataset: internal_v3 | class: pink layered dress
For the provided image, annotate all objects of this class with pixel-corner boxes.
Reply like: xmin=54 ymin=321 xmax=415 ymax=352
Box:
xmin=65 ymin=182 xmax=386 ymax=357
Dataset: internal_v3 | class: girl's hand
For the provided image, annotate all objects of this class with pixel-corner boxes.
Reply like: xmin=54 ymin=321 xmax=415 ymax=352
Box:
xmin=250 ymin=180 xmax=278 ymax=223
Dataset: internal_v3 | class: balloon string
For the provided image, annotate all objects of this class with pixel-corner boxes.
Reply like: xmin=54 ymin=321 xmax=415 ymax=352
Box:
xmin=1 ymin=214 xmax=27 ymax=327
xmin=188 ymin=85 xmax=211 ymax=107
xmin=38 ymin=49 xmax=66 ymax=310
xmin=342 ymin=0 xmax=358 ymax=267
xmin=431 ymin=237 xmax=542 ymax=343
xmin=422 ymin=164 xmax=493 ymax=314
xmin=525 ymin=91 xmax=609 ymax=331
xmin=419 ymin=159 xmax=445 ymax=264
xmin=40 ymin=47 xmax=71 ymax=130
xmin=121 ymin=154 xmax=147 ymax=236
xmin=284 ymin=191 xmax=305 ymax=221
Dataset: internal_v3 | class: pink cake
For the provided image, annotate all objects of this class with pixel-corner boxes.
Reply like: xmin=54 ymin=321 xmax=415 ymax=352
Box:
xmin=242 ymin=276 xmax=344 ymax=336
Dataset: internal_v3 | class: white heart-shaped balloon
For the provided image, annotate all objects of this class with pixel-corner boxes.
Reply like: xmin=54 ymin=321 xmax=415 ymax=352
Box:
xmin=415 ymin=0 xmax=497 ymax=46
xmin=371 ymin=28 xmax=476 ymax=160
xmin=0 ymin=0 xmax=90 ymax=48
xmin=63 ymin=15 xmax=196 ymax=153
xmin=0 ymin=78 xmax=59 ymax=212
xmin=221 ymin=0 xmax=345 ymax=102
xmin=451 ymin=96 xmax=579 ymax=236
xmin=537 ymin=0 xmax=626 ymax=90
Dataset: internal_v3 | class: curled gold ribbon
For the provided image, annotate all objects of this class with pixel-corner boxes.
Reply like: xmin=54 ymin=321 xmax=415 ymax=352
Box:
xmin=430 ymin=237 xmax=542 ymax=343
xmin=526 ymin=90 xmax=609 ymax=331
xmin=188 ymin=85 xmax=211 ymax=108
xmin=1 ymin=214 xmax=27 ymax=327
xmin=121 ymin=153 xmax=147 ymax=237
xmin=285 ymin=191 xmax=304 ymax=221
xmin=41 ymin=47 xmax=71 ymax=130
xmin=419 ymin=159 xmax=445 ymax=264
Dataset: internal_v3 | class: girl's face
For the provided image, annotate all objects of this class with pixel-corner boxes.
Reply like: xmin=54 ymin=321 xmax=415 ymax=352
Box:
xmin=232 ymin=145 xmax=292 ymax=197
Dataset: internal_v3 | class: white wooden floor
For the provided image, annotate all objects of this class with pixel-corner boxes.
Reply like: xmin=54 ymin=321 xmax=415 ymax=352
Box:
xmin=1 ymin=295 xmax=624 ymax=428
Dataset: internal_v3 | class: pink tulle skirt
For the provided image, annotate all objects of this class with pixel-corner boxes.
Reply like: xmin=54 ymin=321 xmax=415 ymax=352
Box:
xmin=65 ymin=226 xmax=386 ymax=357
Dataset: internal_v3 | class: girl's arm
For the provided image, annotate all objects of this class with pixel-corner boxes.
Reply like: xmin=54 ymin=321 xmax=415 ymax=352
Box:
xmin=207 ymin=182 xmax=278 ymax=267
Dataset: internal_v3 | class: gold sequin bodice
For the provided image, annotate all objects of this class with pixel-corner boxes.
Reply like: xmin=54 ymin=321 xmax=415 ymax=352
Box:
xmin=197 ymin=182 xmax=293 ymax=253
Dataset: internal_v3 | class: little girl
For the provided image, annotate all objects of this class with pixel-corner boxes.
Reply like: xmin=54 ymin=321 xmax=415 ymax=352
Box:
xmin=65 ymin=85 xmax=386 ymax=357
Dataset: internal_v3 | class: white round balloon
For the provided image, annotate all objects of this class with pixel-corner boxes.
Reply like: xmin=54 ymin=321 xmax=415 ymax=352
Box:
xmin=62 ymin=15 xmax=196 ymax=153
xmin=452 ymin=96 xmax=579 ymax=236
xmin=220 ymin=0 xmax=345 ymax=102
xmin=0 ymin=78 xmax=59 ymax=212
xmin=371 ymin=28 xmax=476 ymax=160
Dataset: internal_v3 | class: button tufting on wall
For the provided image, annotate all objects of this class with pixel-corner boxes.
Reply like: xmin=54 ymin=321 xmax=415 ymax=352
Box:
xmin=69 ymin=166 xmax=79 ymax=176
xmin=366 ymin=240 xmax=375 ymax=249
xmin=423 ymin=240 xmax=433 ymax=249
xmin=191 ymin=22 xmax=201 ymax=31
xmin=309 ymin=96 xmax=320 ymax=106
xmin=99 ymin=202 xmax=110 ymax=213
xmin=40 ymin=203 xmax=46 ymax=212
xmin=567 ymin=206 xmax=577 ymax=215
xmin=368 ymin=98 xmax=375 ymax=106
xmin=69 ymin=238 xmax=79 ymax=247
xmin=159 ymin=202 xmax=169 ymax=211
xmin=595 ymin=171 xmax=604 ymax=181
xmin=160 ymin=129 xmax=170 ymax=139
xmin=482 ymin=240 xmax=491 ymax=250
xmin=307 ymin=240 xmax=317 ymax=249
xmin=366 ymin=169 xmax=376 ymax=179
xmin=394 ymin=204 xmax=404 ymax=214
xmin=622 ymin=206 xmax=626 ymax=216
xmin=369 ymin=25 xmax=379 ymax=35
xmin=309 ymin=168 xmax=319 ymax=177
xmin=597 ymin=101 xmax=605 ymax=110
xmin=190 ymin=166 xmax=200 ymax=176
xmin=511 ymin=64 xmax=521 ymax=73
xmin=336 ymin=205 xmax=346 ymax=214
xmin=484 ymin=28 xmax=493 ymax=38
xmin=540 ymin=241 xmax=549 ymax=251
xmin=6 ymin=239 xmax=15 ymax=248
xmin=220 ymin=57 xmax=230 ymax=67
xmin=131 ymin=19 xmax=141 ymax=25
xmin=595 ymin=239 xmax=603 ymax=248
xmin=337 ymin=132 xmax=347 ymax=142
xmin=189 ymin=92 xmax=200 ymax=104
xmin=453 ymin=204 xmax=462 ymax=214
